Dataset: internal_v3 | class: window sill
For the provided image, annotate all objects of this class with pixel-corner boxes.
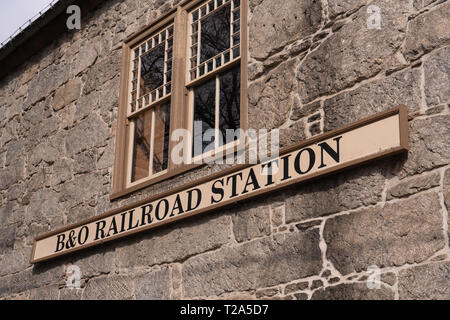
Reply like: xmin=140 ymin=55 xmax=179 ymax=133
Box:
xmin=110 ymin=162 xmax=204 ymax=201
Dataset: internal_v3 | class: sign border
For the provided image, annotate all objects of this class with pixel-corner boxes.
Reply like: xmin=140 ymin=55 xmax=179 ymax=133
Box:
xmin=30 ymin=105 xmax=409 ymax=264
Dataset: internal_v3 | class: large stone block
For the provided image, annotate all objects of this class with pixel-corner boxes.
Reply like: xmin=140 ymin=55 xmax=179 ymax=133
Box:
xmin=249 ymin=0 xmax=322 ymax=59
xmin=323 ymin=68 xmax=421 ymax=131
xmin=70 ymin=45 xmax=98 ymax=77
xmin=297 ymin=0 xmax=410 ymax=104
xmin=327 ymin=0 xmax=366 ymax=18
xmin=83 ymin=275 xmax=134 ymax=300
xmin=0 ymin=160 xmax=24 ymax=191
xmin=386 ymin=171 xmax=441 ymax=200
xmin=51 ymin=78 xmax=83 ymax=111
xmin=116 ymin=213 xmax=232 ymax=268
xmin=444 ymin=168 xmax=450 ymax=215
xmin=84 ymin=54 xmax=121 ymax=94
xmin=68 ymin=247 xmax=115 ymax=279
xmin=26 ymin=188 xmax=64 ymax=227
xmin=29 ymin=285 xmax=59 ymax=300
xmin=423 ymin=46 xmax=450 ymax=107
xmin=324 ymin=192 xmax=444 ymax=275
xmin=398 ymin=262 xmax=450 ymax=300
xmin=232 ymin=203 xmax=271 ymax=242
xmin=26 ymin=61 xmax=70 ymax=105
xmin=400 ymin=115 xmax=449 ymax=178
xmin=285 ymin=163 xmax=385 ymax=223
xmin=59 ymin=172 xmax=107 ymax=208
xmin=0 ymin=225 xmax=15 ymax=254
xmin=65 ymin=114 xmax=109 ymax=156
xmin=135 ymin=268 xmax=171 ymax=300
xmin=311 ymin=282 xmax=394 ymax=300
xmin=182 ymin=229 xmax=322 ymax=297
xmin=0 ymin=247 xmax=32 ymax=277
xmin=74 ymin=90 xmax=100 ymax=122
xmin=248 ymin=59 xmax=297 ymax=130
xmin=403 ymin=2 xmax=450 ymax=61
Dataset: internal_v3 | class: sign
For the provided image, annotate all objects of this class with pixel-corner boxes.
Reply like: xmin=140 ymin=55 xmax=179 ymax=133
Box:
xmin=31 ymin=106 xmax=408 ymax=263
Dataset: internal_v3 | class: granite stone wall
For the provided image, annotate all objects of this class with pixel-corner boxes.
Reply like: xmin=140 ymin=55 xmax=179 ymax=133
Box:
xmin=0 ymin=0 xmax=448 ymax=300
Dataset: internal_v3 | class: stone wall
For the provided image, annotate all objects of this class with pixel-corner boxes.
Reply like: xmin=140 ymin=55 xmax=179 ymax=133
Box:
xmin=0 ymin=0 xmax=449 ymax=300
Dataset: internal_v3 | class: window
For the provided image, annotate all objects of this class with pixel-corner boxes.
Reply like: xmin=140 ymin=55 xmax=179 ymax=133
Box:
xmin=112 ymin=0 xmax=248 ymax=199
xmin=188 ymin=0 xmax=242 ymax=158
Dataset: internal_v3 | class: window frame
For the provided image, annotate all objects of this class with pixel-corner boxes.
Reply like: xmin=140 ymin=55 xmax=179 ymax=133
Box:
xmin=111 ymin=0 xmax=248 ymax=200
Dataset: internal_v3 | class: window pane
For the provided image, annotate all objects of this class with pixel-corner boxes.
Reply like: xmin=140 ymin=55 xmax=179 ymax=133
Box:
xmin=193 ymin=78 xmax=216 ymax=157
xmin=219 ymin=65 xmax=240 ymax=145
xmin=153 ymin=103 xmax=171 ymax=174
xmin=131 ymin=111 xmax=152 ymax=182
xmin=140 ymin=43 xmax=165 ymax=96
xmin=200 ymin=4 xmax=231 ymax=63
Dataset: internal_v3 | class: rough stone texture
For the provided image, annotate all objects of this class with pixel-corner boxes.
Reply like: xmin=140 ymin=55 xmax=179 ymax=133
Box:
xmin=65 ymin=114 xmax=109 ymax=156
xmin=51 ymin=78 xmax=83 ymax=111
xmin=232 ymin=203 xmax=271 ymax=242
xmin=249 ymin=0 xmax=322 ymax=60
xmin=386 ymin=171 xmax=441 ymax=200
xmin=323 ymin=68 xmax=421 ymax=131
xmin=324 ymin=192 xmax=445 ymax=275
xmin=327 ymin=0 xmax=366 ymax=18
xmin=423 ymin=46 xmax=450 ymax=107
xmin=444 ymin=168 xmax=450 ymax=214
xmin=82 ymin=276 xmax=134 ymax=300
xmin=311 ymin=283 xmax=394 ymax=300
xmin=116 ymin=213 xmax=232 ymax=268
xmin=285 ymin=281 xmax=309 ymax=294
xmin=400 ymin=115 xmax=450 ymax=178
xmin=29 ymin=285 xmax=59 ymax=300
xmin=248 ymin=59 xmax=297 ymax=130
xmin=297 ymin=0 xmax=410 ymax=104
xmin=135 ymin=268 xmax=171 ymax=300
xmin=182 ymin=229 xmax=322 ymax=297
xmin=398 ymin=262 xmax=450 ymax=300
xmin=285 ymin=163 xmax=386 ymax=223
xmin=403 ymin=2 xmax=450 ymax=61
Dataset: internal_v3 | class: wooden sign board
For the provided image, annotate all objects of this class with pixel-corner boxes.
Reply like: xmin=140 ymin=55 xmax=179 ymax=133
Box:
xmin=30 ymin=106 xmax=408 ymax=263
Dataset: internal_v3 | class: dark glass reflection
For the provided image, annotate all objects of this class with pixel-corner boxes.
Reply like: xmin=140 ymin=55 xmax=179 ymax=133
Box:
xmin=153 ymin=103 xmax=171 ymax=173
xmin=200 ymin=4 xmax=231 ymax=63
xmin=131 ymin=111 xmax=152 ymax=182
xmin=219 ymin=65 xmax=240 ymax=145
xmin=140 ymin=43 xmax=165 ymax=96
xmin=193 ymin=78 xmax=216 ymax=157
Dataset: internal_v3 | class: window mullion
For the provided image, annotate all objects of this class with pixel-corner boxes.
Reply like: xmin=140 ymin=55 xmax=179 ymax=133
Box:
xmin=215 ymin=75 xmax=220 ymax=150
xmin=168 ymin=7 xmax=189 ymax=170
xmin=149 ymin=110 xmax=156 ymax=176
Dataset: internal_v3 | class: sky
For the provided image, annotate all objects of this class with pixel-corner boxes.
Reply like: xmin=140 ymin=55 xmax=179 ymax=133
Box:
xmin=0 ymin=0 xmax=55 ymax=45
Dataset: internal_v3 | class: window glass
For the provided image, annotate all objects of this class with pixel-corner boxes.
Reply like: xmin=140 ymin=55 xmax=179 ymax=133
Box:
xmin=140 ymin=44 xmax=165 ymax=95
xmin=153 ymin=103 xmax=171 ymax=173
xmin=193 ymin=78 xmax=216 ymax=157
xmin=219 ymin=65 xmax=240 ymax=145
xmin=200 ymin=4 xmax=230 ymax=63
xmin=131 ymin=111 xmax=152 ymax=182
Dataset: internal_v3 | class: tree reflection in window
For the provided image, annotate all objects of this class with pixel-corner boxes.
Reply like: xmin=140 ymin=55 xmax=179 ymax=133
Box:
xmin=193 ymin=65 xmax=240 ymax=155
xmin=219 ymin=66 xmax=240 ymax=145
xmin=131 ymin=103 xmax=171 ymax=182
xmin=140 ymin=44 xmax=165 ymax=96
xmin=200 ymin=4 xmax=230 ymax=63
xmin=131 ymin=111 xmax=152 ymax=182
xmin=193 ymin=78 xmax=216 ymax=157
